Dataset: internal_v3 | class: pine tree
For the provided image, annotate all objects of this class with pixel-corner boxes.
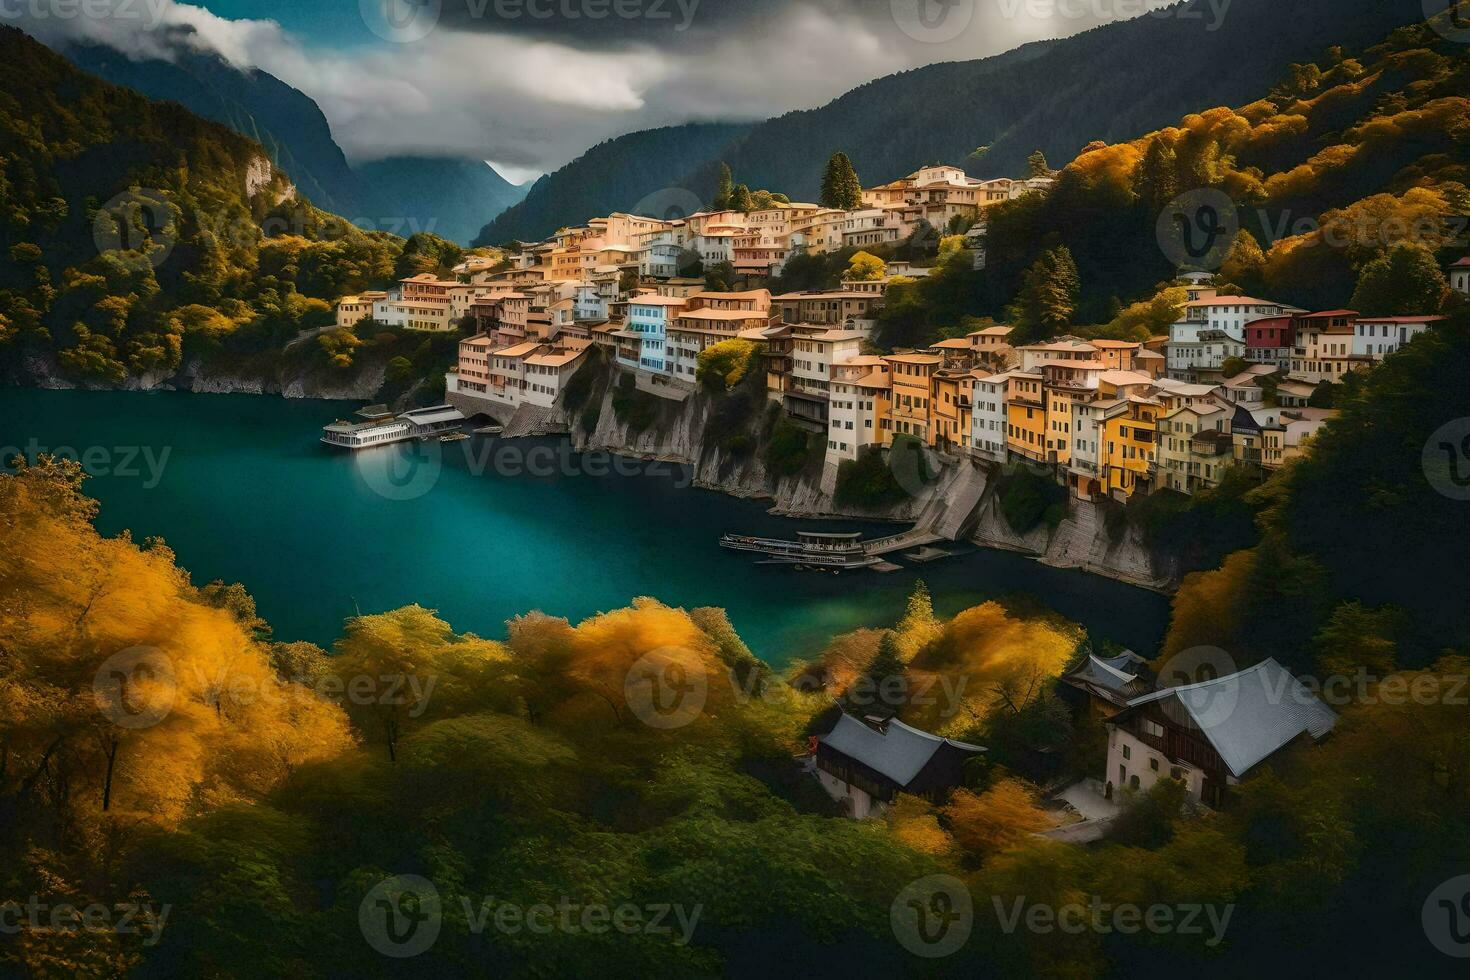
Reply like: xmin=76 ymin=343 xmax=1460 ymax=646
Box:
xmin=1006 ymin=246 xmax=1079 ymax=345
xmin=730 ymin=183 xmax=754 ymax=213
xmin=820 ymin=152 xmax=863 ymax=210
xmin=712 ymin=163 xmax=733 ymax=210
xmin=1027 ymin=149 xmax=1053 ymax=178
xmin=895 ymin=579 xmax=941 ymax=660
xmin=847 ymin=631 xmax=908 ymax=719
xmin=1219 ymin=229 xmax=1266 ymax=294
xmin=1135 ymin=139 xmax=1179 ymax=211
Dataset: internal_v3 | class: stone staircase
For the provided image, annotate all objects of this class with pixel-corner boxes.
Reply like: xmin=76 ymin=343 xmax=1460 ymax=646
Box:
xmin=502 ymin=404 xmax=565 ymax=438
xmin=932 ymin=460 xmax=990 ymax=541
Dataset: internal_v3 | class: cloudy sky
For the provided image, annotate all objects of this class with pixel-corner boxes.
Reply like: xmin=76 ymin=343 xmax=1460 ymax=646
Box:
xmin=13 ymin=0 xmax=1139 ymax=181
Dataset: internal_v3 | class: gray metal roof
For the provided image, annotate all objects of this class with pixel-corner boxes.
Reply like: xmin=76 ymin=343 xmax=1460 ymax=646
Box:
xmin=1070 ymin=654 xmax=1140 ymax=695
xmin=1125 ymin=658 xmax=1335 ymax=777
xmin=819 ymin=715 xmax=984 ymax=787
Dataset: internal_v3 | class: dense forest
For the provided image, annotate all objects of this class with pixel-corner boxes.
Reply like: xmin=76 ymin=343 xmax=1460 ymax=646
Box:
xmin=3 ymin=309 xmax=1468 ymax=977
xmin=476 ymin=0 xmax=1429 ymax=244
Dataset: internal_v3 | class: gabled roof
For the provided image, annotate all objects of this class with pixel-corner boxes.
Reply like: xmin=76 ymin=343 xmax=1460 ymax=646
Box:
xmin=1122 ymin=658 xmax=1336 ymax=778
xmin=818 ymin=714 xmax=984 ymax=787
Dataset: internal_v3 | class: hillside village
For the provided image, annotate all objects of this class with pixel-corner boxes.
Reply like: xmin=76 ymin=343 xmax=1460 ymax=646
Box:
xmin=335 ymin=164 xmax=1457 ymax=507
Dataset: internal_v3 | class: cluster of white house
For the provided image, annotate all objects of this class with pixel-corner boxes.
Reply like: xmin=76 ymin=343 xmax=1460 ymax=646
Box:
xmin=334 ymin=165 xmax=1462 ymax=501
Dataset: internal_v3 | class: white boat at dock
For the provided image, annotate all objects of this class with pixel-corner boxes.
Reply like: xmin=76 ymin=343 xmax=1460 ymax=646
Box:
xmin=719 ymin=531 xmax=882 ymax=569
xmin=322 ymin=405 xmax=467 ymax=450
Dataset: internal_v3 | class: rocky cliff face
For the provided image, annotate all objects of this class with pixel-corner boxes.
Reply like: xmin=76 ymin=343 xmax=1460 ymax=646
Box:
xmin=10 ymin=351 xmax=385 ymax=401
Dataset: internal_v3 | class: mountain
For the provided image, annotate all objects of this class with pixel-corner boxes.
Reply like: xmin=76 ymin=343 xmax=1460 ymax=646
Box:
xmin=477 ymin=0 xmax=1429 ymax=245
xmin=60 ymin=45 xmax=523 ymax=243
xmin=476 ymin=122 xmax=757 ymax=244
xmin=355 ymin=156 xmax=529 ymax=245
xmin=64 ymin=43 xmax=390 ymax=219
xmin=0 ymin=26 xmax=402 ymax=385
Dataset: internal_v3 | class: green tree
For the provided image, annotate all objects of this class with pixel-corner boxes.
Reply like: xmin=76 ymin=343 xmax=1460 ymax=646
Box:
xmin=846 ymin=630 xmax=908 ymax=718
xmin=1220 ymin=228 xmax=1266 ymax=294
xmin=846 ymin=250 xmax=887 ymax=281
xmin=1027 ymin=149 xmax=1054 ymax=178
xmin=820 ymin=152 xmax=863 ymax=210
xmin=1006 ymin=246 xmax=1079 ymax=344
xmin=712 ymin=162 xmax=734 ymax=210
xmin=730 ymin=184 xmax=754 ymax=213
xmin=1349 ymin=241 xmax=1449 ymax=315
xmin=1134 ymin=138 xmax=1179 ymax=211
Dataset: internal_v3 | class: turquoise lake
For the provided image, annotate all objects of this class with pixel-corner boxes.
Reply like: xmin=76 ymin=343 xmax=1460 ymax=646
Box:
xmin=0 ymin=388 xmax=1171 ymax=667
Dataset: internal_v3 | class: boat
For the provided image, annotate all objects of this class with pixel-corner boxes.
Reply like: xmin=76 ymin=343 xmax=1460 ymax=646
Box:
xmin=439 ymin=432 xmax=470 ymax=442
xmin=719 ymin=531 xmax=882 ymax=569
xmin=321 ymin=405 xmax=467 ymax=450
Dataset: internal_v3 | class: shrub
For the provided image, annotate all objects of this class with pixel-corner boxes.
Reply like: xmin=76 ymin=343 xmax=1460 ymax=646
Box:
xmin=611 ymin=373 xmax=659 ymax=434
xmin=763 ymin=415 xmax=814 ymax=477
xmin=998 ymin=466 xmax=1068 ymax=532
xmin=696 ymin=339 xmax=759 ymax=393
xmin=833 ymin=435 xmax=931 ymax=508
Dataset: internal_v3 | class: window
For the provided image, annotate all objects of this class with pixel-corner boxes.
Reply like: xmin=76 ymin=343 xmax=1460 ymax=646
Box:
xmin=1150 ymin=758 xmax=1160 ymax=772
xmin=1121 ymin=744 xmax=1131 ymax=760
xmin=1142 ymin=719 xmax=1164 ymax=739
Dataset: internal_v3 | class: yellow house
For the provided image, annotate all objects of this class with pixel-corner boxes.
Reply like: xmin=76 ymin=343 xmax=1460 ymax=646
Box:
xmin=1101 ymin=396 xmax=1162 ymax=497
xmin=932 ymin=368 xmax=974 ymax=451
xmin=1005 ymin=371 xmax=1047 ymax=462
xmin=883 ymin=353 xmax=941 ymax=444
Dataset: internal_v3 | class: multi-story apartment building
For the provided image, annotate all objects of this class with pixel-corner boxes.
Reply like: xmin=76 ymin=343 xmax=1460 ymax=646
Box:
xmin=666 ymin=290 xmax=774 ymax=383
xmin=1158 ymin=403 xmax=1232 ymax=494
xmin=774 ymin=291 xmax=882 ymax=330
xmin=618 ymin=294 xmax=687 ymax=374
xmin=827 ymin=357 xmax=892 ymax=462
xmin=1243 ymin=314 xmax=1295 ymax=369
xmin=970 ymin=371 xmax=1015 ymax=464
xmin=885 ymin=353 xmax=941 ymax=443
xmin=1289 ymin=310 xmax=1358 ymax=382
xmin=1005 ymin=371 xmax=1047 ymax=462
xmin=1167 ymin=292 xmax=1291 ymax=379
xmin=1101 ymin=396 xmax=1162 ymax=497
xmin=785 ymin=328 xmax=865 ymax=424
xmin=1350 ymin=315 xmax=1441 ymax=362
